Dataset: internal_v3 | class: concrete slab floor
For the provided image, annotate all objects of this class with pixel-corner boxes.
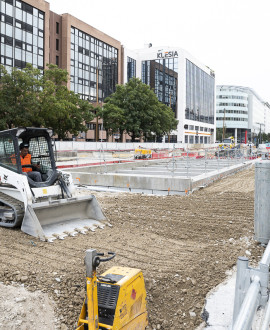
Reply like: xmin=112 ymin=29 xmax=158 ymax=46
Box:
xmin=68 ymin=158 xmax=254 ymax=195
xmin=105 ymin=158 xmax=250 ymax=179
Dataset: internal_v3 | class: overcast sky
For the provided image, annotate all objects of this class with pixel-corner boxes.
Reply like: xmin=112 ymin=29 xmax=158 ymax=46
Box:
xmin=49 ymin=0 xmax=270 ymax=102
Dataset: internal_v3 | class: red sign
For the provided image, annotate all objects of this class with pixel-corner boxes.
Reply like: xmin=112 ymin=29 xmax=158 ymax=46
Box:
xmin=131 ymin=289 xmax=136 ymax=300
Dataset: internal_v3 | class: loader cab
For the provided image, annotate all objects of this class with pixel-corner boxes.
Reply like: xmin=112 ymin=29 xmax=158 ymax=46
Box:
xmin=0 ymin=127 xmax=58 ymax=188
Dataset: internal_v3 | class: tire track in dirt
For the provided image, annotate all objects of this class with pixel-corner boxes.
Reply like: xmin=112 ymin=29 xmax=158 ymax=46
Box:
xmin=0 ymin=165 xmax=265 ymax=329
xmin=204 ymin=166 xmax=255 ymax=193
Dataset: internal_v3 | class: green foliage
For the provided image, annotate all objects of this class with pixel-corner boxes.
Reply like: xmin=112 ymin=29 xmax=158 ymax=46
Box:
xmin=103 ymin=77 xmax=178 ymax=142
xmin=257 ymin=132 xmax=270 ymax=144
xmin=216 ymin=127 xmax=234 ymax=142
xmin=0 ymin=64 xmax=94 ymax=139
xmin=0 ymin=64 xmax=42 ymax=130
xmin=216 ymin=128 xmax=223 ymax=142
xmin=97 ymin=103 xmax=125 ymax=138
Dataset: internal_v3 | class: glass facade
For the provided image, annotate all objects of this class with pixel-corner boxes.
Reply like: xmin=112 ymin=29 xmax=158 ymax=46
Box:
xmin=70 ymin=26 xmax=118 ymax=102
xmin=185 ymin=59 xmax=215 ymax=124
xmin=0 ymin=0 xmax=44 ymax=71
xmin=141 ymin=60 xmax=150 ymax=85
xmin=142 ymin=58 xmax=178 ymax=116
xmin=127 ymin=56 xmax=136 ymax=81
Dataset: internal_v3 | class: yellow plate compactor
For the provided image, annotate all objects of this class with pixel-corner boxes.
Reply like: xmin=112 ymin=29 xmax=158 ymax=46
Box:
xmin=76 ymin=249 xmax=148 ymax=330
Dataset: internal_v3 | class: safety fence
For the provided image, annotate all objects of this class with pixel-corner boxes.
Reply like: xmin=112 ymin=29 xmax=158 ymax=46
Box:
xmin=157 ymin=148 xmax=256 ymax=191
xmin=55 ymin=145 xmax=258 ymax=170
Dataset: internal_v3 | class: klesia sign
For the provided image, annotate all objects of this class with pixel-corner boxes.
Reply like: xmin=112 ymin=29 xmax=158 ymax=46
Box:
xmin=157 ymin=51 xmax=178 ymax=59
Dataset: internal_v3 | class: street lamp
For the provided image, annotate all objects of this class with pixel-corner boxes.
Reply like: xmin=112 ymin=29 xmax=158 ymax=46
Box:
xmin=222 ymin=108 xmax=226 ymax=141
xmin=95 ymin=66 xmax=99 ymax=142
xmin=256 ymin=122 xmax=265 ymax=145
xmin=168 ymin=90 xmax=174 ymax=143
xmin=100 ymin=107 xmax=103 ymax=143
xmin=95 ymin=59 xmax=103 ymax=142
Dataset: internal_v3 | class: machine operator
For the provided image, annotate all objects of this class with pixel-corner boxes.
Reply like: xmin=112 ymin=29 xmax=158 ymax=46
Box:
xmin=19 ymin=143 xmax=42 ymax=182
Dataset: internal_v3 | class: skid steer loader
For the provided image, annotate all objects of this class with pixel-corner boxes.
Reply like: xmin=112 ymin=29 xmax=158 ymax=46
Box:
xmin=0 ymin=127 xmax=107 ymax=242
xmin=76 ymin=249 xmax=148 ymax=329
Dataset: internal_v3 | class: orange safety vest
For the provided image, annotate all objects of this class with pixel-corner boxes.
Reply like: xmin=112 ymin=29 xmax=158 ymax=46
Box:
xmin=11 ymin=154 xmax=16 ymax=165
xmin=20 ymin=154 xmax=32 ymax=173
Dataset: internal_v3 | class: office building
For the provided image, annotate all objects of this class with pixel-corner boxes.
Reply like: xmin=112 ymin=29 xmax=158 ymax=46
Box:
xmin=216 ymin=85 xmax=270 ymax=143
xmin=59 ymin=13 xmax=122 ymax=141
xmin=124 ymin=45 xmax=216 ymax=144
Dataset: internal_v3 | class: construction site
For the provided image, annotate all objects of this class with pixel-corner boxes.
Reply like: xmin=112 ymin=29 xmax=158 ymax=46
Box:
xmin=0 ymin=132 xmax=268 ymax=329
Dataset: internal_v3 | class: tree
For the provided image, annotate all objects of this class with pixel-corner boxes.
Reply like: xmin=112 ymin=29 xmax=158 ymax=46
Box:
xmin=97 ymin=103 xmax=125 ymax=139
xmin=0 ymin=64 xmax=95 ymax=139
xmin=39 ymin=65 xmax=95 ymax=139
xmin=216 ymin=128 xmax=223 ymax=142
xmin=149 ymin=103 xmax=178 ymax=140
xmin=103 ymin=78 xmax=178 ymax=142
xmin=0 ymin=64 xmax=42 ymax=129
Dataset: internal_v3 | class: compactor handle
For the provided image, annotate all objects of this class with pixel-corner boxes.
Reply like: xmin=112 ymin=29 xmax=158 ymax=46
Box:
xmin=99 ymin=252 xmax=116 ymax=262
xmin=85 ymin=250 xmax=116 ymax=276
xmin=93 ymin=252 xmax=116 ymax=268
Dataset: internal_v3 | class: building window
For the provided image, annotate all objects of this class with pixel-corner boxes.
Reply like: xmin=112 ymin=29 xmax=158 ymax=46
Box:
xmin=70 ymin=26 xmax=118 ymax=102
xmin=0 ymin=2 xmax=45 ymax=70
xmin=216 ymin=95 xmax=248 ymax=100
xmin=16 ymin=1 xmax=22 ymax=9
xmin=56 ymin=22 xmax=59 ymax=34
xmin=86 ymin=123 xmax=96 ymax=130
xmin=56 ymin=55 xmax=59 ymax=66
xmin=142 ymin=58 xmax=178 ymax=116
xmin=56 ymin=38 xmax=59 ymax=51
xmin=127 ymin=56 xmax=136 ymax=81
xmin=141 ymin=60 xmax=150 ymax=85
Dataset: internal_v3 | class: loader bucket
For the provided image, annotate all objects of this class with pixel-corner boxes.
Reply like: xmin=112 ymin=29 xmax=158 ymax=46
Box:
xmin=21 ymin=195 xmax=108 ymax=242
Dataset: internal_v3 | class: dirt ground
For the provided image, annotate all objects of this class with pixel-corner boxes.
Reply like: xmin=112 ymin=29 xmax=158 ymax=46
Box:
xmin=0 ymin=166 xmax=264 ymax=329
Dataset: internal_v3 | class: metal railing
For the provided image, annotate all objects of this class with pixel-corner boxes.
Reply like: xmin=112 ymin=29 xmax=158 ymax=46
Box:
xmin=232 ymin=240 xmax=270 ymax=329
xmin=55 ymin=145 xmax=256 ymax=177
